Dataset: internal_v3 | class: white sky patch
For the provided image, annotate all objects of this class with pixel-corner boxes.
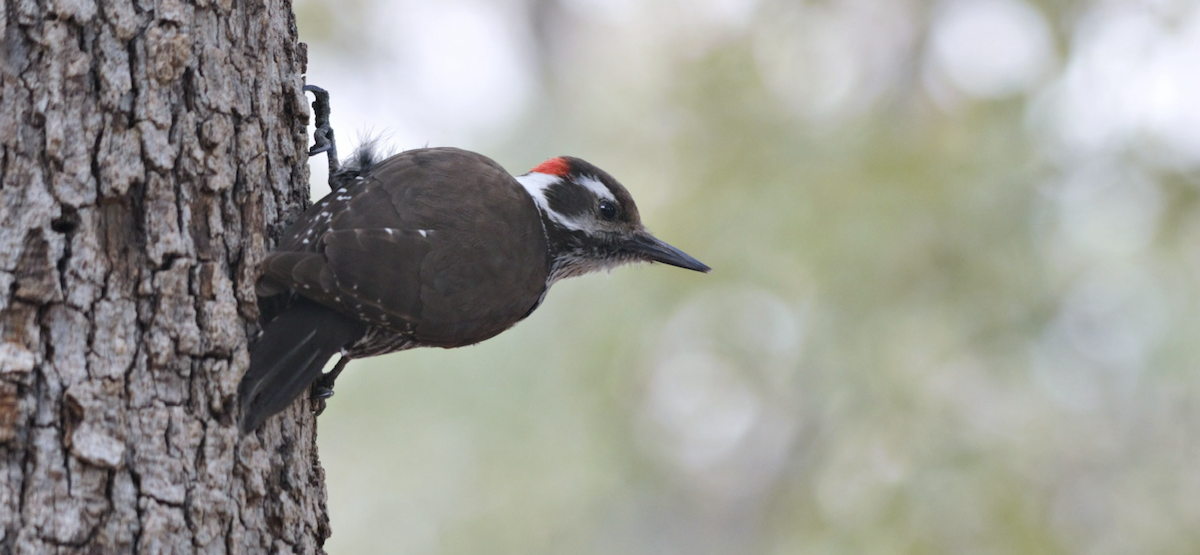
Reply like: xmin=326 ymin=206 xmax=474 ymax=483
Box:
xmin=1029 ymin=3 xmax=1200 ymax=167
xmin=398 ymin=3 xmax=533 ymax=130
xmin=929 ymin=0 xmax=1054 ymax=99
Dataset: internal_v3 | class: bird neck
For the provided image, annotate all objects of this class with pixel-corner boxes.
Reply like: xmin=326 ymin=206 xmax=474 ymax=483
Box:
xmin=516 ymin=172 xmax=607 ymax=284
xmin=541 ymin=214 xmax=607 ymax=284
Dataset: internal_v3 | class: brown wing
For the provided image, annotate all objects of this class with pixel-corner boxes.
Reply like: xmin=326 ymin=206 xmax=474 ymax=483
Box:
xmin=260 ymin=147 xmax=550 ymax=347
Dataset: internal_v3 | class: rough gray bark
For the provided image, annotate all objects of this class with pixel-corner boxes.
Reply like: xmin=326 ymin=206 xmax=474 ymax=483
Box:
xmin=0 ymin=0 xmax=331 ymax=552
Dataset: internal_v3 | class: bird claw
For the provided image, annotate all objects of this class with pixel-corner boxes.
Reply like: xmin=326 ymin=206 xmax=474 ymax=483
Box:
xmin=311 ymin=383 xmax=335 ymax=400
xmin=310 ymin=389 xmax=332 ymax=416
xmin=303 ymin=84 xmax=339 ymax=175
xmin=309 ymin=356 xmax=349 ymax=418
xmin=309 ymin=380 xmax=335 ymax=416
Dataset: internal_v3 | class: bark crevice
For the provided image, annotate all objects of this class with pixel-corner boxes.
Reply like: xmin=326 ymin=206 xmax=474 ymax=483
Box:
xmin=1 ymin=0 xmax=329 ymax=552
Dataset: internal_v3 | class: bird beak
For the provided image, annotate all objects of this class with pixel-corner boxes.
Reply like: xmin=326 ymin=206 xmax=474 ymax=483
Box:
xmin=627 ymin=233 xmax=711 ymax=273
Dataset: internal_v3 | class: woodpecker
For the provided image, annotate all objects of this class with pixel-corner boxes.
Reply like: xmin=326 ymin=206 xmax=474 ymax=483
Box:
xmin=237 ymin=90 xmax=709 ymax=433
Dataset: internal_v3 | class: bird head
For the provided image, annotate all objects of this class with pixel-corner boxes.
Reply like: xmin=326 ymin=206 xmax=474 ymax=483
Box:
xmin=516 ymin=156 xmax=710 ymax=282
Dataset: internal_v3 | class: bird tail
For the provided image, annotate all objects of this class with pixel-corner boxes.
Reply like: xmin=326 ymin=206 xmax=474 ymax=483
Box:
xmin=238 ymin=298 xmax=367 ymax=433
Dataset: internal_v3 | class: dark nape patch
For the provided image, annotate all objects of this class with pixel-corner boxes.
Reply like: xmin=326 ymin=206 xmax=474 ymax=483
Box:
xmin=545 ymin=181 xmax=594 ymax=217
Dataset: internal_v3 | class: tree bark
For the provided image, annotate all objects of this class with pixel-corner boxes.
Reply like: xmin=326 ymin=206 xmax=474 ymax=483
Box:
xmin=0 ymin=0 xmax=330 ymax=552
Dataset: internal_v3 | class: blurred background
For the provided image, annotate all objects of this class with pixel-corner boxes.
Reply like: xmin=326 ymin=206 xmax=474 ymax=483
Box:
xmin=293 ymin=0 xmax=1200 ymax=553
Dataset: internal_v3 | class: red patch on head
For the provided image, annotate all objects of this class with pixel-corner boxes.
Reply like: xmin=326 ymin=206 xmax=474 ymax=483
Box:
xmin=530 ymin=157 xmax=570 ymax=177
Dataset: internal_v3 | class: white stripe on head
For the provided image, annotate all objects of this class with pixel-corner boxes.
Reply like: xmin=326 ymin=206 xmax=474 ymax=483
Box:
xmin=516 ymin=172 xmax=557 ymax=211
xmin=577 ymin=175 xmax=616 ymax=202
xmin=516 ymin=172 xmax=589 ymax=231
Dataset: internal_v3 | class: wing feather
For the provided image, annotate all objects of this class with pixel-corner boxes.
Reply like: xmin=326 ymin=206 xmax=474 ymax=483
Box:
xmin=259 ymin=147 xmax=551 ymax=347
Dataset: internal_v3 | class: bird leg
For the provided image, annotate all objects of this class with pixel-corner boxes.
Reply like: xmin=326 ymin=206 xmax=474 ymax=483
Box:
xmin=310 ymin=355 xmax=350 ymax=416
xmin=303 ymin=84 xmax=339 ymax=176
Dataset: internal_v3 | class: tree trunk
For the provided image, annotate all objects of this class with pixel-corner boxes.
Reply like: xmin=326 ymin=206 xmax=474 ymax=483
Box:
xmin=0 ymin=0 xmax=330 ymax=552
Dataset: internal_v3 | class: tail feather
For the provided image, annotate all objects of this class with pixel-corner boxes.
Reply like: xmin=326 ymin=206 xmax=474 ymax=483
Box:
xmin=238 ymin=298 xmax=367 ymax=433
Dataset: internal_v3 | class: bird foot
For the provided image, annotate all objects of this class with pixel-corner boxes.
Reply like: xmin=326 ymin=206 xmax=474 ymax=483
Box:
xmin=310 ymin=387 xmax=333 ymax=416
xmin=303 ymin=84 xmax=339 ymax=176
xmin=309 ymin=356 xmax=349 ymax=417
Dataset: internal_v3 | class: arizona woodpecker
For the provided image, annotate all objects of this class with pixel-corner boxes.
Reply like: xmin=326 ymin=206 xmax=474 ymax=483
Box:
xmin=238 ymin=88 xmax=710 ymax=432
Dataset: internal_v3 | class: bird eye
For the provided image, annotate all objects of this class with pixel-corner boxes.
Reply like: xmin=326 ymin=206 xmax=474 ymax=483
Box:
xmin=598 ymin=200 xmax=618 ymax=220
